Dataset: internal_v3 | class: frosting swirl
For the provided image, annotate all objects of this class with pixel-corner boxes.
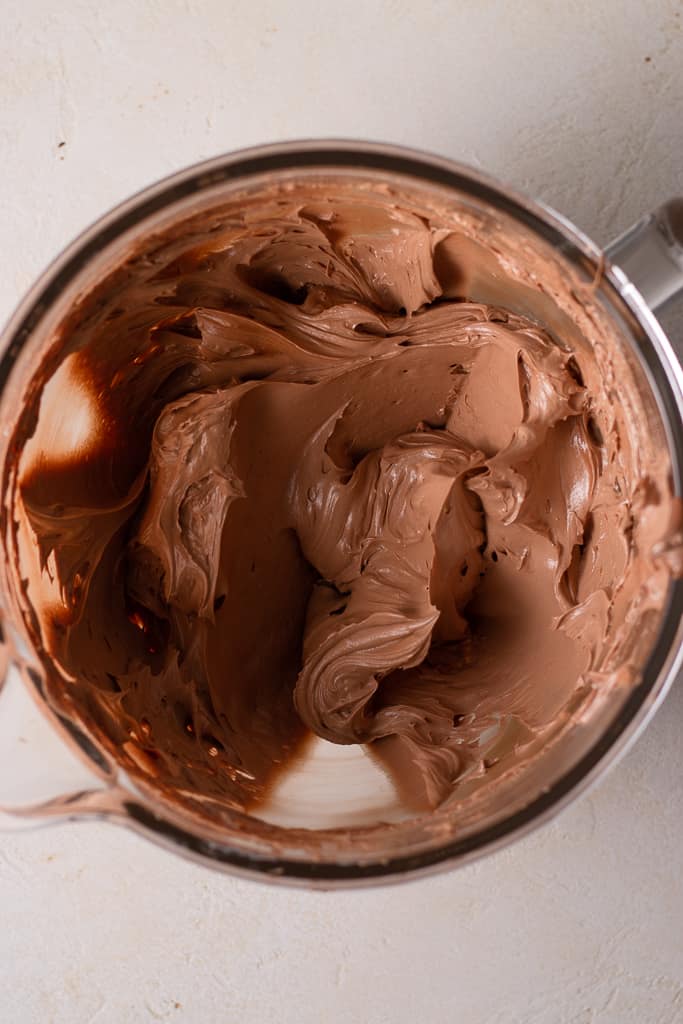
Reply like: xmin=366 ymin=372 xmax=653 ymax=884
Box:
xmin=12 ymin=183 xmax=679 ymax=814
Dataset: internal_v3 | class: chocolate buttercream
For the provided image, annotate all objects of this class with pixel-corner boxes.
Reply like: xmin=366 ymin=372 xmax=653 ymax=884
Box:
xmin=8 ymin=180 xmax=680 ymax=818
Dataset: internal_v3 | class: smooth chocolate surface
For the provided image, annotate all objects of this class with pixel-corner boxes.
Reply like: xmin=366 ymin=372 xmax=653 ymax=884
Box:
xmin=10 ymin=181 xmax=680 ymax=816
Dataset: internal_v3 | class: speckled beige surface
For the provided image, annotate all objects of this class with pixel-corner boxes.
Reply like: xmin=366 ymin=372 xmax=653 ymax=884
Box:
xmin=1 ymin=2 xmax=682 ymax=1021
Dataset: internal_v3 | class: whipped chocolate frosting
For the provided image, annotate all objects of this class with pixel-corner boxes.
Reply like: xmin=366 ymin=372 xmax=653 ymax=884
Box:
xmin=8 ymin=180 xmax=680 ymax=818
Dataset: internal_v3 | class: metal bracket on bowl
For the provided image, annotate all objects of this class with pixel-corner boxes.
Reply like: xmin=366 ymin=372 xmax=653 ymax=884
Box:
xmin=606 ymin=198 xmax=683 ymax=313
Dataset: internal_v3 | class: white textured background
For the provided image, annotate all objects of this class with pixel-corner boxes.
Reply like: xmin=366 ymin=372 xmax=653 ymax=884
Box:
xmin=1 ymin=2 xmax=682 ymax=1022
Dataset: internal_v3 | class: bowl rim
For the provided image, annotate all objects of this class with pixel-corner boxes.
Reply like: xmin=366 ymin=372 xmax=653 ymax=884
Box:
xmin=2 ymin=138 xmax=682 ymax=887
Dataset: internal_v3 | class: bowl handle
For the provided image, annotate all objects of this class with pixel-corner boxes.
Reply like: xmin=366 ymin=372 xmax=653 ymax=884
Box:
xmin=605 ymin=198 xmax=683 ymax=313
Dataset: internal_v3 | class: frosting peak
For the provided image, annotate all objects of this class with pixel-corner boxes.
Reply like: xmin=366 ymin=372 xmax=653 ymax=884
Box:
xmin=9 ymin=181 xmax=679 ymax=819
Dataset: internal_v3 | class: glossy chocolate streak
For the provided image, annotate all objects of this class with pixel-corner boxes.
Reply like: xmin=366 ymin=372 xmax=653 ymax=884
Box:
xmin=13 ymin=184 xmax=679 ymax=813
